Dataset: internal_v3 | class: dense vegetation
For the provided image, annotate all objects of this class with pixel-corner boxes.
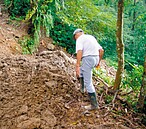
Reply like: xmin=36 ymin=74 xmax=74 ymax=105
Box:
xmin=4 ymin=0 xmax=146 ymax=111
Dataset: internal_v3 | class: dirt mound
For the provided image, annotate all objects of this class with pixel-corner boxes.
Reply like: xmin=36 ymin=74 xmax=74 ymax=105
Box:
xmin=0 ymin=51 xmax=79 ymax=129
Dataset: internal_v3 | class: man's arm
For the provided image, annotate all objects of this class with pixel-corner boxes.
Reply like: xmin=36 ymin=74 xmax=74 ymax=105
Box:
xmin=76 ymin=50 xmax=82 ymax=78
xmin=99 ymin=48 xmax=104 ymax=63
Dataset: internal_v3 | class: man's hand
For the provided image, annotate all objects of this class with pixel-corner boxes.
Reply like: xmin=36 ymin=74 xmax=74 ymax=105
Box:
xmin=76 ymin=65 xmax=80 ymax=78
xmin=96 ymin=64 xmax=100 ymax=70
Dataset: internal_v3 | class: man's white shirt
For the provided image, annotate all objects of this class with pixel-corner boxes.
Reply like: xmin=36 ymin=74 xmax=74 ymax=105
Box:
xmin=76 ymin=34 xmax=102 ymax=57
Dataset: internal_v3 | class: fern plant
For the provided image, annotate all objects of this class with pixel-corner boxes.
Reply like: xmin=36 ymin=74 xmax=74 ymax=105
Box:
xmin=24 ymin=0 xmax=63 ymax=52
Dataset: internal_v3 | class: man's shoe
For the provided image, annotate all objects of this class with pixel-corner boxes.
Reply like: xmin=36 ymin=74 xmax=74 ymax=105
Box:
xmin=80 ymin=77 xmax=85 ymax=93
xmin=84 ymin=92 xmax=98 ymax=110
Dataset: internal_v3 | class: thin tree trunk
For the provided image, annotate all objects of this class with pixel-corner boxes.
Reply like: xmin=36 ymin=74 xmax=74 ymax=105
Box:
xmin=113 ymin=0 xmax=124 ymax=90
xmin=137 ymin=55 xmax=146 ymax=111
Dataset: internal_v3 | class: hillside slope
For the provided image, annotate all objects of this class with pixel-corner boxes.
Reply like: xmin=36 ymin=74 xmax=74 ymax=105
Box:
xmin=0 ymin=12 xmax=145 ymax=129
xmin=0 ymin=14 xmax=24 ymax=56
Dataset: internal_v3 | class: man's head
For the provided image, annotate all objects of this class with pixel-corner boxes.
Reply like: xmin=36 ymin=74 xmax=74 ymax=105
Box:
xmin=73 ymin=28 xmax=84 ymax=40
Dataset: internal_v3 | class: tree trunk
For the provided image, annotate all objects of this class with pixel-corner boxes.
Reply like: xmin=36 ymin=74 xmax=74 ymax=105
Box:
xmin=113 ymin=0 xmax=124 ymax=90
xmin=137 ymin=55 xmax=146 ymax=112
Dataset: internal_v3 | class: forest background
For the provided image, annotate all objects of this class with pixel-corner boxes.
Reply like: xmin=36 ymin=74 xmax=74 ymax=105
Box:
xmin=3 ymin=0 xmax=146 ymax=112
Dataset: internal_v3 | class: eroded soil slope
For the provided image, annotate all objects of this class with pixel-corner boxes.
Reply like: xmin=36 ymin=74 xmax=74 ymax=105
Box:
xmin=0 ymin=14 xmax=24 ymax=56
xmin=0 ymin=51 xmax=79 ymax=129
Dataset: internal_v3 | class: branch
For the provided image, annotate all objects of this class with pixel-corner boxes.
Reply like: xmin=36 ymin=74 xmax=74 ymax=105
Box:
xmin=93 ymin=76 xmax=109 ymax=88
xmin=116 ymin=95 xmax=132 ymax=108
xmin=112 ymin=90 xmax=119 ymax=108
xmin=117 ymin=115 xmax=136 ymax=129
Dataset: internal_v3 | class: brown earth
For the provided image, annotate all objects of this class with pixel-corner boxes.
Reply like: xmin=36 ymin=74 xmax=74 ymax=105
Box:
xmin=0 ymin=11 xmax=146 ymax=129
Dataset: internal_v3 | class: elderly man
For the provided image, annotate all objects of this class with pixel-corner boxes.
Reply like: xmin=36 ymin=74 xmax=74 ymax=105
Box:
xmin=73 ymin=28 xmax=104 ymax=110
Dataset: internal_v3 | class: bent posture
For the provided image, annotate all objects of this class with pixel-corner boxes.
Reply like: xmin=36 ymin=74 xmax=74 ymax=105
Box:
xmin=73 ymin=29 xmax=104 ymax=110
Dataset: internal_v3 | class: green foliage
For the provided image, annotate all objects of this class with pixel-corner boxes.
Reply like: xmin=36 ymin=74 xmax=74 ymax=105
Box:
xmin=122 ymin=65 xmax=143 ymax=91
xmin=105 ymin=57 xmax=118 ymax=68
xmin=100 ymin=37 xmax=117 ymax=59
xmin=5 ymin=0 xmax=117 ymax=56
xmin=5 ymin=0 xmax=64 ymax=53
xmin=93 ymin=67 xmax=115 ymax=85
xmin=18 ymin=36 xmax=35 ymax=54
xmin=50 ymin=18 xmax=76 ymax=54
xmin=24 ymin=0 xmax=55 ymax=47
xmin=56 ymin=0 xmax=116 ymax=55
xmin=23 ymin=0 xmax=64 ymax=52
xmin=4 ymin=0 xmax=30 ymax=17
xmin=4 ymin=0 xmax=145 ymax=65
xmin=124 ymin=0 xmax=146 ymax=65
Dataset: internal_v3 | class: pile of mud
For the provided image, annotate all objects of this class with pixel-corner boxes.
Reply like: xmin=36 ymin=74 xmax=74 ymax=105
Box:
xmin=0 ymin=51 xmax=82 ymax=129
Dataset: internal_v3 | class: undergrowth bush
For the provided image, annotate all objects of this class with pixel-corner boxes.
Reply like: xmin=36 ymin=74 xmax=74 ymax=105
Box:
xmin=18 ymin=36 xmax=35 ymax=54
xmin=4 ymin=0 xmax=30 ymax=17
xmin=93 ymin=59 xmax=144 ymax=108
xmin=50 ymin=18 xmax=76 ymax=54
xmin=122 ymin=65 xmax=143 ymax=91
xmin=93 ymin=67 xmax=115 ymax=85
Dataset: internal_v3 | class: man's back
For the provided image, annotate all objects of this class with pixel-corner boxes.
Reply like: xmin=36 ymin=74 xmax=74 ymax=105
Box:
xmin=76 ymin=34 xmax=102 ymax=57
